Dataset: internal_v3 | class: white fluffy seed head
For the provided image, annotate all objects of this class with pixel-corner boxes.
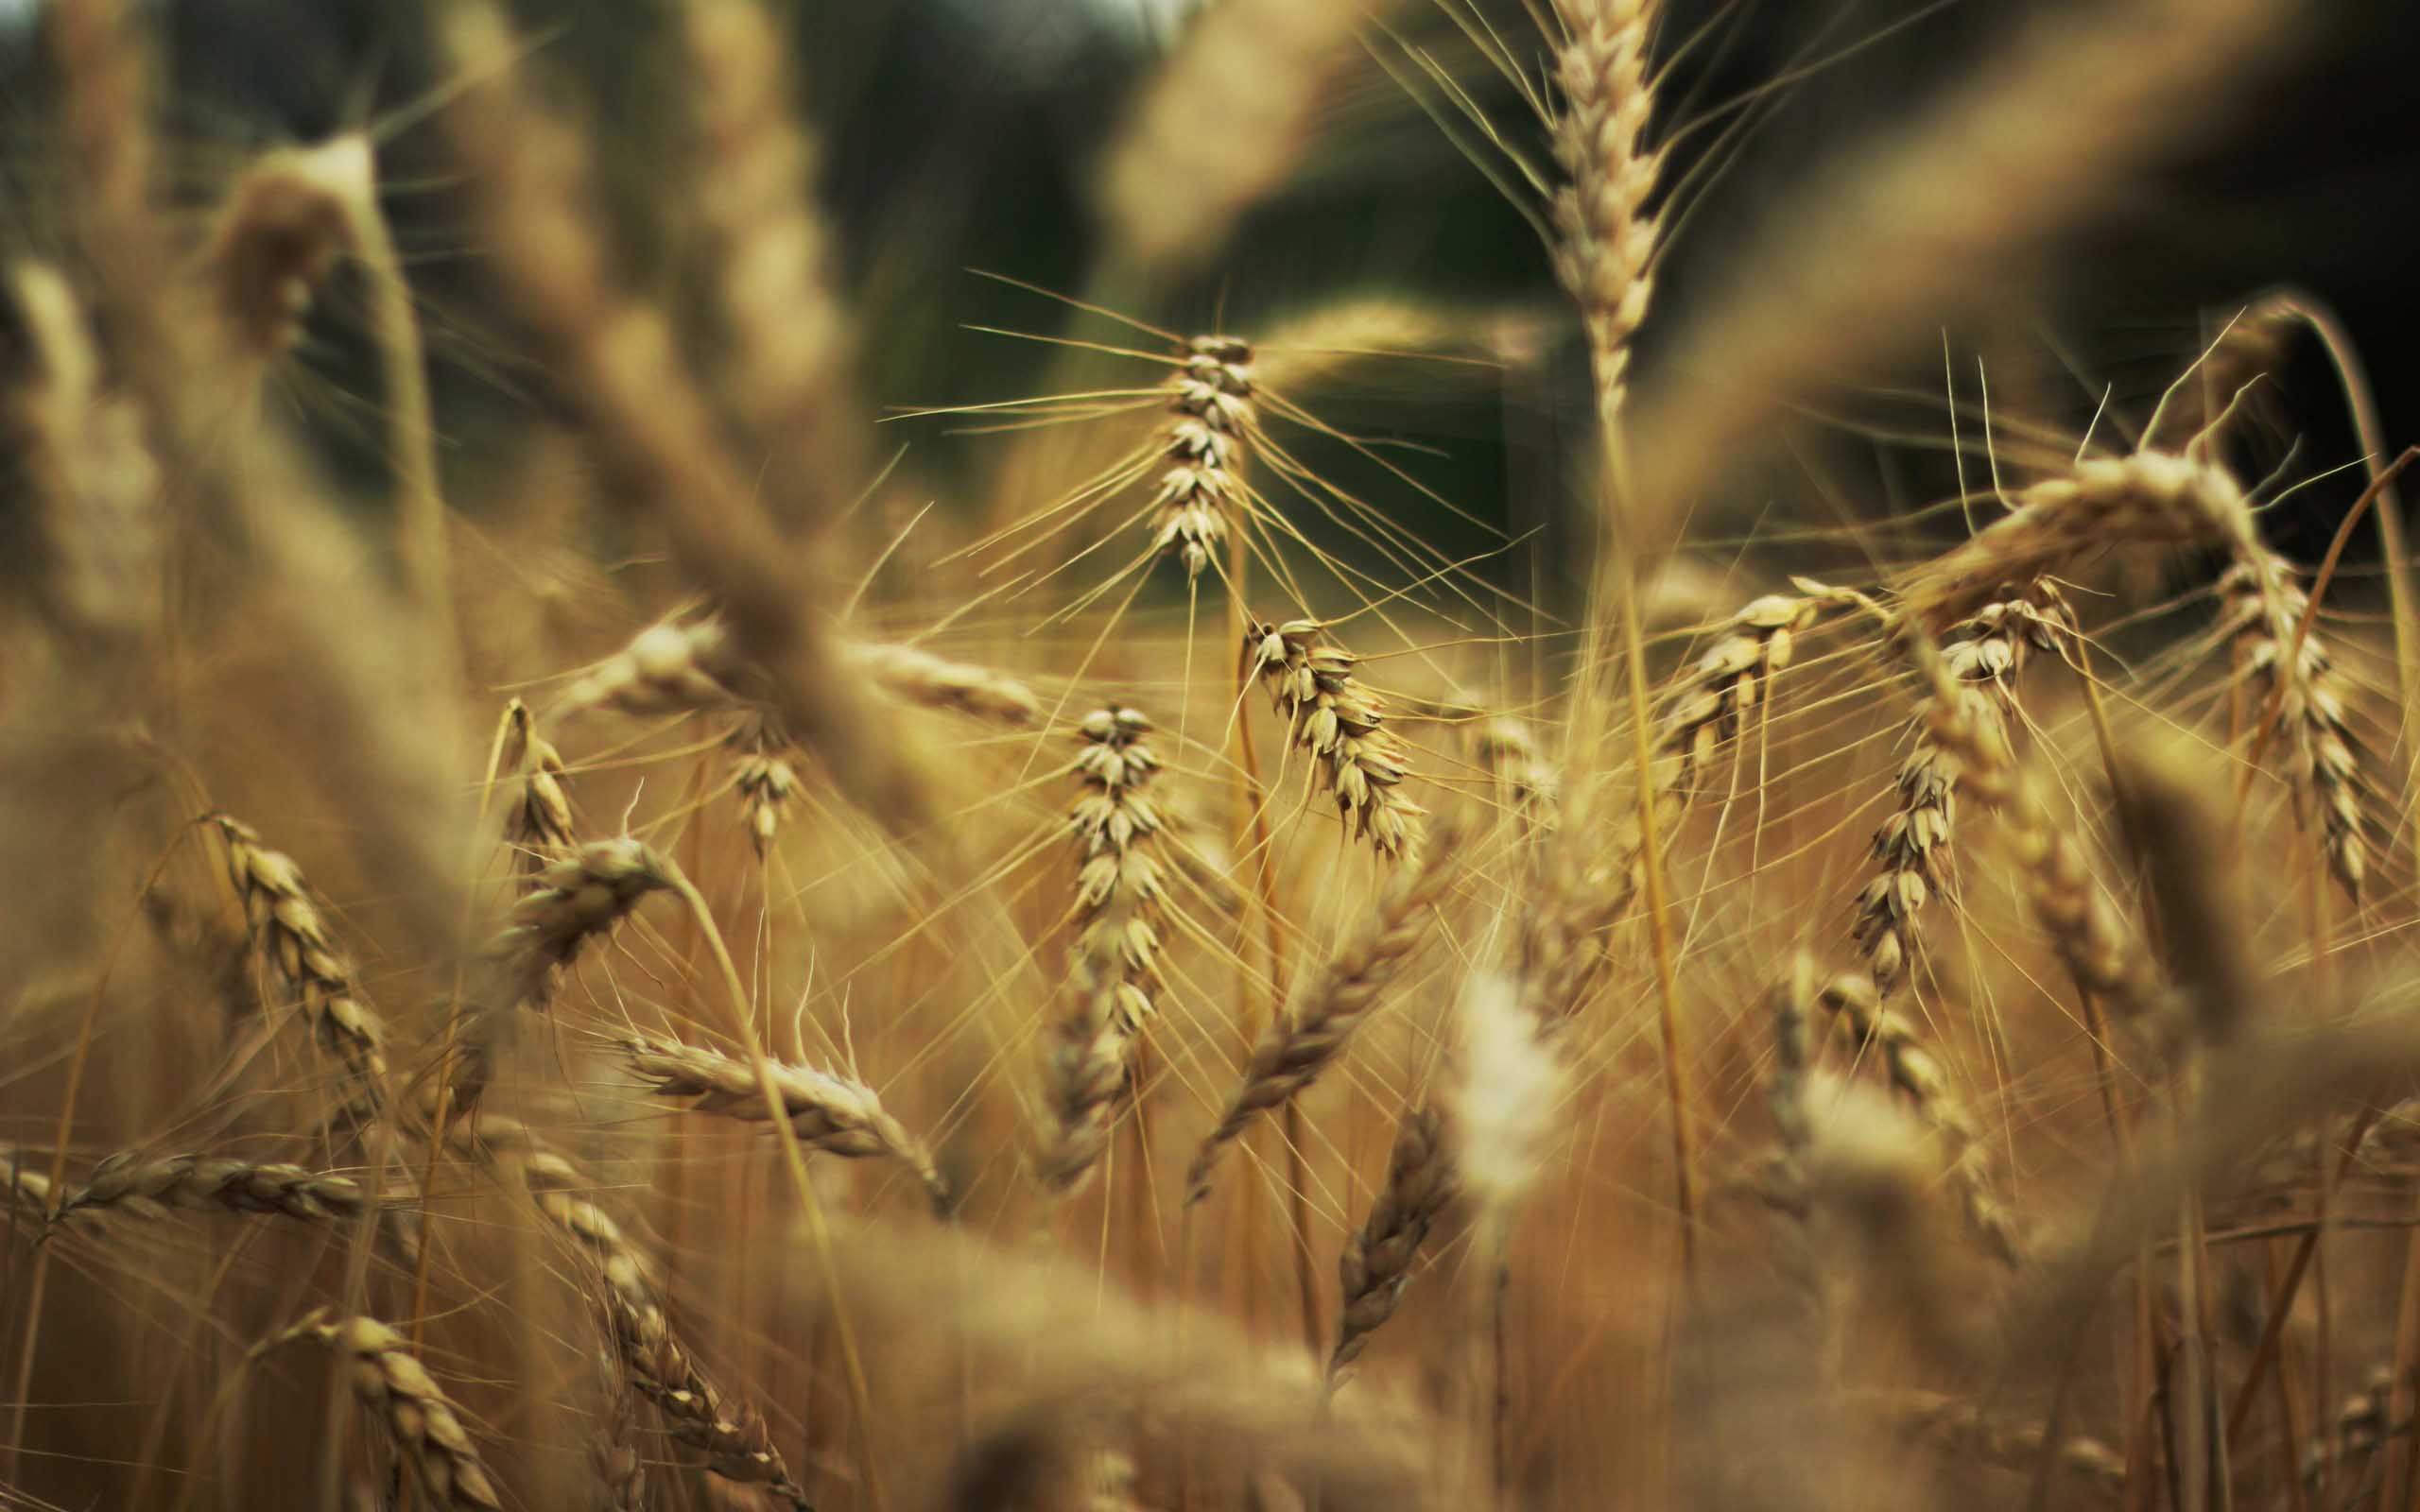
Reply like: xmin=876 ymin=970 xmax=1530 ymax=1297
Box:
xmin=1452 ymin=971 xmax=1561 ymax=1219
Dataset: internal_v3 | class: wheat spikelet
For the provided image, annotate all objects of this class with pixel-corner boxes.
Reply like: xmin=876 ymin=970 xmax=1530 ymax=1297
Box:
xmin=442 ymin=1117 xmax=810 ymax=1504
xmin=1816 ymin=972 xmax=2022 ymax=1265
xmin=845 ymin=639 xmax=1041 ymax=726
xmin=497 ymin=698 xmax=577 ymax=874
xmin=268 ymin=1310 xmax=504 ymax=1510
xmin=1917 ymin=657 xmax=2171 ymax=1038
xmin=6 ymin=261 xmax=163 ymax=652
xmin=50 ymin=1151 xmax=370 ymax=1227
xmin=725 ymin=713 xmax=798 ymax=858
xmin=1854 ymin=582 xmax=2073 ymax=993
xmin=1097 ymin=0 xmax=1378 ymax=270
xmin=1330 ymin=1099 xmax=1457 ymax=1381
xmin=200 ymin=137 xmax=361 ymax=361
xmin=623 ymin=1034 xmax=949 ymax=1214
xmin=1185 ymin=834 xmax=1457 ymax=1204
xmin=1659 ymin=590 xmax=1826 ymax=799
xmin=1547 ymin=0 xmax=1666 ymax=429
xmin=1150 ymin=336 xmax=1255 ymax=577
xmin=684 ymin=0 xmax=863 ymax=535
xmin=1036 ymin=706 xmax=1170 ymax=1195
xmin=2 ymin=1144 xmax=57 ymax=1228
xmin=1468 ymin=716 xmax=1561 ymax=837
xmin=559 ymin=616 xmax=751 ymax=720
xmin=2218 ymin=548 xmax=2367 ymax=897
xmin=1901 ymin=451 xmax=2259 ymax=635
xmin=1247 ymin=619 xmax=1426 ymax=859
xmin=208 ymin=814 xmax=390 ymax=1087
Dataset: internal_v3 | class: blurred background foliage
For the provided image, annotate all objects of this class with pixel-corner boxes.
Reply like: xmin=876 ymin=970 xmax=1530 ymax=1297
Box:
xmin=2 ymin=0 xmax=2414 ymax=609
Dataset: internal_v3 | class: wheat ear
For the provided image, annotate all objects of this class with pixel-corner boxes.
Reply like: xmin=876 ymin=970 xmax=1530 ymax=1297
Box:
xmin=443 ymin=1117 xmax=810 ymax=1504
xmin=1184 ymin=833 xmax=1456 ymax=1204
xmin=209 ymin=814 xmax=390 ymax=1088
xmin=1469 ymin=716 xmax=1562 ymax=839
xmin=7 ymin=260 xmax=163 ymax=652
xmin=1547 ymin=0 xmax=1666 ymax=431
xmin=1247 ymin=619 xmax=1426 ymax=859
xmin=844 ymin=639 xmax=1042 ymax=726
xmin=1854 ymin=582 xmax=2073 ymax=993
xmin=1894 ymin=1392 xmax=2126 ymax=1500
xmin=1816 ymin=972 xmax=2022 ymax=1265
xmin=1150 ymin=336 xmax=1255 ymax=577
xmin=266 ymin=1310 xmax=504 ymax=1510
xmin=725 ymin=713 xmax=800 ymax=858
xmin=1901 ymin=450 xmax=2259 ymax=635
xmin=1036 ymin=707 xmax=1170 ymax=1195
xmin=1916 ymin=647 xmax=2170 ymax=1038
xmin=1330 ymin=1099 xmax=1458 ymax=1381
xmin=200 ymin=138 xmax=358 ymax=362
xmin=498 ymin=698 xmax=577 ymax=875
xmin=2219 ymin=548 xmax=2367 ymax=898
xmin=49 ymin=1151 xmax=370 ymax=1227
xmin=624 ymin=1033 xmax=951 ymax=1215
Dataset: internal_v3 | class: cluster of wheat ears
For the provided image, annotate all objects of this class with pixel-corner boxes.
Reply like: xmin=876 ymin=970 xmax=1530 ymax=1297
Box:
xmin=2 ymin=0 xmax=2416 ymax=1507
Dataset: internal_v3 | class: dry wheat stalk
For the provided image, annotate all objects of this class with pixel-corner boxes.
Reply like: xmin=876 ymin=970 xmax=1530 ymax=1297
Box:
xmin=1854 ymin=581 xmax=2073 ymax=994
xmin=683 ymin=0 xmax=864 ymax=536
xmin=1036 ymin=707 xmax=1171 ymax=1195
xmin=1247 ymin=619 xmax=1426 ymax=859
xmin=1150 ymin=336 xmax=1255 ymax=577
xmin=7 ymin=261 xmax=162 ymax=651
xmin=1547 ymin=0 xmax=1665 ymax=431
xmin=1185 ymin=834 xmax=1457 ymax=1204
xmin=209 ymin=814 xmax=390 ymax=1087
xmin=267 ymin=1310 xmax=504 ymax=1510
xmin=623 ymin=1033 xmax=950 ymax=1214
xmin=725 ymin=713 xmax=799 ymax=858
xmin=2218 ymin=548 xmax=2367 ymax=897
xmin=1816 ymin=972 xmax=2021 ymax=1265
xmin=50 ymin=1150 xmax=370 ymax=1227
xmin=1901 ymin=450 xmax=2260 ymax=635
xmin=1329 ymin=1099 xmax=1457 ymax=1381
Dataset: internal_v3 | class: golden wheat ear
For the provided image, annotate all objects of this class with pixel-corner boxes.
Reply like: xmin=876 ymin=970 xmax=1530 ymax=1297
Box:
xmin=1329 ymin=1098 xmax=1456 ymax=1383
xmin=264 ymin=1310 xmax=506 ymax=1510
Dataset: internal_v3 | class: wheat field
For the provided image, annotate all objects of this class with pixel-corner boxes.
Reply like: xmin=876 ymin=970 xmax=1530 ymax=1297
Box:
xmin=2 ymin=0 xmax=2415 ymax=1508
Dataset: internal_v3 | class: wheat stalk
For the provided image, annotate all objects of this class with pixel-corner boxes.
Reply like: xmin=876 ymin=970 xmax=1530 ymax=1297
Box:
xmin=1185 ymin=833 xmax=1456 ymax=1204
